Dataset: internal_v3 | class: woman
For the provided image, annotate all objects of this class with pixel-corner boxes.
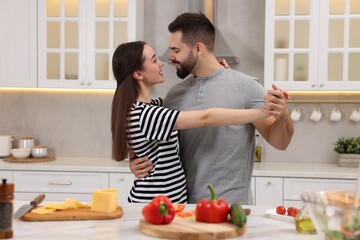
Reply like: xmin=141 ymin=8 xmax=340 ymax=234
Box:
xmin=111 ymin=41 xmax=269 ymax=203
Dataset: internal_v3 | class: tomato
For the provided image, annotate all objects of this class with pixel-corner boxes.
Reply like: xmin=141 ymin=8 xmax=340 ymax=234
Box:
xmin=177 ymin=210 xmax=195 ymax=218
xmin=287 ymin=207 xmax=299 ymax=217
xmin=276 ymin=205 xmax=286 ymax=215
xmin=172 ymin=204 xmax=185 ymax=213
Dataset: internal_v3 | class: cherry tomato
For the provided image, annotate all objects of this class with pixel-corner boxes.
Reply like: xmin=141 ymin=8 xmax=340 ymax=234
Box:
xmin=276 ymin=205 xmax=286 ymax=215
xmin=287 ymin=207 xmax=299 ymax=217
xmin=176 ymin=210 xmax=195 ymax=218
xmin=172 ymin=204 xmax=185 ymax=213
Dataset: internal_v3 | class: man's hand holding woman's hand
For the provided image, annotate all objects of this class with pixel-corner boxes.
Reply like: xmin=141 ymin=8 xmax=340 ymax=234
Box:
xmin=263 ymin=84 xmax=291 ymax=121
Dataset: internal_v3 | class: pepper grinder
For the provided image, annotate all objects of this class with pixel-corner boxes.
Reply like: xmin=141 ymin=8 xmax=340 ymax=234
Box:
xmin=0 ymin=179 xmax=14 ymax=239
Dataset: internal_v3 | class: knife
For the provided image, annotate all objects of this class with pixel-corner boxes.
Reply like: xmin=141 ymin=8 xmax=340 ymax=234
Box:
xmin=14 ymin=193 xmax=46 ymax=219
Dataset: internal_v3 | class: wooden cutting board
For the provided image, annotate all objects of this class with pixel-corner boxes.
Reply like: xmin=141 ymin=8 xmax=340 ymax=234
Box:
xmin=139 ymin=217 xmax=246 ymax=240
xmin=20 ymin=206 xmax=123 ymax=221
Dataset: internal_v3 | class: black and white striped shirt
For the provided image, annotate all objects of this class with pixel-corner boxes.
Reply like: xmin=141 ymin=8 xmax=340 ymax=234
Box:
xmin=127 ymin=98 xmax=187 ymax=203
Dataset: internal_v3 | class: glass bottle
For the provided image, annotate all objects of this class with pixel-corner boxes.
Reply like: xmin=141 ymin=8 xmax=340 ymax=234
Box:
xmin=254 ymin=134 xmax=262 ymax=162
xmin=295 ymin=207 xmax=316 ymax=234
xmin=0 ymin=179 xmax=14 ymax=239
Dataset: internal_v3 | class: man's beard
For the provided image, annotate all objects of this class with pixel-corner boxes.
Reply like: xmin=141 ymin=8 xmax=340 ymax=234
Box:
xmin=174 ymin=52 xmax=197 ymax=79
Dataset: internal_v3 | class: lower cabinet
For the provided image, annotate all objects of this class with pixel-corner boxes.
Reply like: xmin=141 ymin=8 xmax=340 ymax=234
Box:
xmin=254 ymin=176 xmax=356 ymax=207
xmin=283 ymin=177 xmax=356 ymax=207
xmin=14 ymin=171 xmax=109 ymax=202
xmin=10 ymin=170 xmax=134 ymax=205
xmin=8 ymin=169 xmax=356 ymax=207
xmin=0 ymin=170 xmax=12 ymax=182
xmin=251 ymin=177 xmax=255 ymax=204
xmin=109 ymin=173 xmax=135 ymax=204
xmin=255 ymin=177 xmax=283 ymax=206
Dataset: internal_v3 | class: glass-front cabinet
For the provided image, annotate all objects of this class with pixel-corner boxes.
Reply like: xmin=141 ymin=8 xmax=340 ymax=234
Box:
xmin=265 ymin=0 xmax=360 ymax=91
xmin=38 ymin=0 xmax=143 ymax=89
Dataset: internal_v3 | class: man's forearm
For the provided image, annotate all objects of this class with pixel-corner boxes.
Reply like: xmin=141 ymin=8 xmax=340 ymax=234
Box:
xmin=268 ymin=116 xmax=294 ymax=150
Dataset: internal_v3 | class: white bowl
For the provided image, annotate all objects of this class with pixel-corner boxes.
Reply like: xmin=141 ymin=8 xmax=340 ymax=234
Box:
xmin=31 ymin=145 xmax=47 ymax=158
xmin=11 ymin=148 xmax=31 ymax=159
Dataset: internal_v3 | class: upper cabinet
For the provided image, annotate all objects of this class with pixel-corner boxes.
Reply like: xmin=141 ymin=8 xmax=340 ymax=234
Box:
xmin=0 ymin=0 xmax=37 ymax=87
xmin=38 ymin=0 xmax=144 ymax=89
xmin=264 ymin=0 xmax=360 ymax=91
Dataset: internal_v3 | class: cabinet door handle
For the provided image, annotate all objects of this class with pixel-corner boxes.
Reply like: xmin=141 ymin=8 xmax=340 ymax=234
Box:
xmin=80 ymin=82 xmax=85 ymax=85
xmin=118 ymin=177 xmax=125 ymax=181
xmin=87 ymin=82 xmax=92 ymax=86
xmin=266 ymin=182 xmax=272 ymax=186
xmin=48 ymin=181 xmax=73 ymax=185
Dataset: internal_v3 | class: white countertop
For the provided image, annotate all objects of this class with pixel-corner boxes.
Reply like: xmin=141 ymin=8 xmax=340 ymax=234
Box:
xmin=0 ymin=157 xmax=358 ymax=179
xmin=0 ymin=157 xmax=131 ymax=172
xmin=11 ymin=202 xmax=323 ymax=240
xmin=253 ymin=162 xmax=357 ymax=179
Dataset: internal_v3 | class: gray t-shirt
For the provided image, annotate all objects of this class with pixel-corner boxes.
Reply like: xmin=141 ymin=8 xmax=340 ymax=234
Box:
xmin=163 ymin=66 xmax=265 ymax=204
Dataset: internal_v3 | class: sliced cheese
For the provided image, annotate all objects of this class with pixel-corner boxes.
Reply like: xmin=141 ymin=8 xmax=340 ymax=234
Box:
xmin=31 ymin=207 xmax=55 ymax=215
xmin=43 ymin=203 xmax=69 ymax=210
xmin=91 ymin=188 xmax=118 ymax=213
xmin=64 ymin=198 xmax=87 ymax=209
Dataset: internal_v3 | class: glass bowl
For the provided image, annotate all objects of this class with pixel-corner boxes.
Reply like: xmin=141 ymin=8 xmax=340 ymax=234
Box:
xmin=301 ymin=190 xmax=360 ymax=240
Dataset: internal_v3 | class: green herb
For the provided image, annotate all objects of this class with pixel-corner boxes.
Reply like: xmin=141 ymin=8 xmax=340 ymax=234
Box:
xmin=326 ymin=230 xmax=346 ymax=240
xmin=344 ymin=212 xmax=360 ymax=232
xmin=334 ymin=137 xmax=360 ymax=154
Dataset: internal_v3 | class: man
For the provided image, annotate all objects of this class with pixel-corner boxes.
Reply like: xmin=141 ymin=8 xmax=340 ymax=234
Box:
xmin=130 ymin=12 xmax=294 ymax=204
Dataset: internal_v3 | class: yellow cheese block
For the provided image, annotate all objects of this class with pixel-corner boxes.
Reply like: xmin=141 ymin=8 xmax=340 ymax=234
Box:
xmin=43 ymin=203 xmax=69 ymax=210
xmin=91 ymin=188 xmax=118 ymax=213
xmin=64 ymin=198 xmax=87 ymax=209
xmin=31 ymin=207 xmax=56 ymax=215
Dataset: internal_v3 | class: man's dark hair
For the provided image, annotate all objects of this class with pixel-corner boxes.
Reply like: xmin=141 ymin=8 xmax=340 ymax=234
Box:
xmin=168 ymin=12 xmax=215 ymax=52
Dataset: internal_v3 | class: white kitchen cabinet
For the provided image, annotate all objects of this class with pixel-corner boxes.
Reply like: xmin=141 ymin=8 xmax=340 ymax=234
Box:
xmin=0 ymin=0 xmax=37 ymax=88
xmin=283 ymin=177 xmax=356 ymax=205
xmin=109 ymin=172 xmax=134 ymax=204
xmin=264 ymin=0 xmax=360 ymax=91
xmin=253 ymin=176 xmax=356 ymax=207
xmin=251 ymin=177 xmax=256 ymax=204
xmin=37 ymin=0 xmax=144 ymax=89
xmin=255 ymin=177 xmax=283 ymax=206
xmin=0 ymin=170 xmax=13 ymax=183
xmin=13 ymin=171 xmax=108 ymax=202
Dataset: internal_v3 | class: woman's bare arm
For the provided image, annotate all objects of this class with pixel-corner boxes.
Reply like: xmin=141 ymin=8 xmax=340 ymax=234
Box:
xmin=174 ymin=108 xmax=269 ymax=130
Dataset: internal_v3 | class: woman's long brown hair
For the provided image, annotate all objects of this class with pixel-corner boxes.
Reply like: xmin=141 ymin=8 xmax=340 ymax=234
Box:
xmin=111 ymin=41 xmax=146 ymax=161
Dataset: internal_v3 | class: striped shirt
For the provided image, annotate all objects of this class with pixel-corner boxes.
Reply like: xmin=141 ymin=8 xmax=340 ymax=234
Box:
xmin=127 ymin=98 xmax=187 ymax=203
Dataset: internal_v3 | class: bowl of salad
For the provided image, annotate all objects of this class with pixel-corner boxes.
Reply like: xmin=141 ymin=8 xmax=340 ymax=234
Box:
xmin=301 ymin=190 xmax=360 ymax=240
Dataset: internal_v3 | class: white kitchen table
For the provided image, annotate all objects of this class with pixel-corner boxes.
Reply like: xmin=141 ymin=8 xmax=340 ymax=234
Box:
xmin=10 ymin=202 xmax=323 ymax=240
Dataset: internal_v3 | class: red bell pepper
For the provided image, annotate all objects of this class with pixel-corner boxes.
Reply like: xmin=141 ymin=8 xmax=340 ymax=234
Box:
xmin=195 ymin=184 xmax=229 ymax=223
xmin=142 ymin=195 xmax=176 ymax=224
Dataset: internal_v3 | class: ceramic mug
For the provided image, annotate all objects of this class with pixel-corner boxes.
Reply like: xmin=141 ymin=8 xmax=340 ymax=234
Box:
xmin=350 ymin=108 xmax=360 ymax=122
xmin=31 ymin=145 xmax=48 ymax=158
xmin=330 ymin=107 xmax=342 ymax=122
xmin=19 ymin=137 xmax=35 ymax=149
xmin=0 ymin=135 xmax=13 ymax=157
xmin=310 ymin=107 xmax=322 ymax=122
xmin=291 ymin=107 xmax=301 ymax=122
